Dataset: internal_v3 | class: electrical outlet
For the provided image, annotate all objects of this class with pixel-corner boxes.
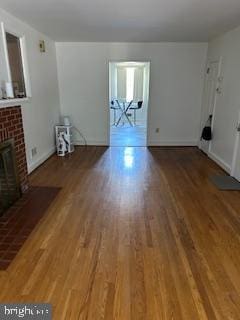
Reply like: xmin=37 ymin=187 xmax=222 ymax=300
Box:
xmin=31 ymin=147 xmax=37 ymax=158
xmin=155 ymin=128 xmax=160 ymax=133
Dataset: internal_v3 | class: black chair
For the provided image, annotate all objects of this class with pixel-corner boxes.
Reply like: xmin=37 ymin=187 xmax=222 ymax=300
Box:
xmin=110 ymin=100 xmax=120 ymax=126
xmin=129 ymin=101 xmax=143 ymax=125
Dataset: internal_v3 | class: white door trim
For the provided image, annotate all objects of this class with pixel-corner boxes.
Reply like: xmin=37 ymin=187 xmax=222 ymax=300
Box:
xmin=231 ymin=109 xmax=240 ymax=178
xmin=208 ymin=57 xmax=222 ymax=156
xmin=108 ymin=61 xmax=151 ymax=147
xmin=199 ymin=58 xmax=222 ymax=155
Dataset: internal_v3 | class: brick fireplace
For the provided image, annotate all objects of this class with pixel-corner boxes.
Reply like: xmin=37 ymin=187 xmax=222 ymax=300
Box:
xmin=0 ymin=106 xmax=28 ymax=192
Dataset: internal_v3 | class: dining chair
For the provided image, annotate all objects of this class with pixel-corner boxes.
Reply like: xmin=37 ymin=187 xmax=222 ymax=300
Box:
xmin=110 ymin=100 xmax=120 ymax=126
xmin=129 ymin=101 xmax=143 ymax=125
xmin=116 ymin=100 xmax=133 ymax=126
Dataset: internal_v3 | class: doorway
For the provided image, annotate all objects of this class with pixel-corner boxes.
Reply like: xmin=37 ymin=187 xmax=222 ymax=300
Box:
xmin=231 ymin=110 xmax=240 ymax=181
xmin=109 ymin=62 xmax=150 ymax=146
xmin=200 ymin=60 xmax=221 ymax=154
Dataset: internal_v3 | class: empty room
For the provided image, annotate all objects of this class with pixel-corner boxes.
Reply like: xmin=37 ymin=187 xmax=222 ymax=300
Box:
xmin=0 ymin=0 xmax=240 ymax=319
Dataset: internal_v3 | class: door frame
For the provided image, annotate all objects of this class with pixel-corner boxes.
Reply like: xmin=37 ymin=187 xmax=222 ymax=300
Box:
xmin=231 ymin=109 xmax=240 ymax=179
xmin=208 ymin=58 xmax=222 ymax=156
xmin=200 ymin=57 xmax=222 ymax=156
xmin=108 ymin=61 xmax=151 ymax=147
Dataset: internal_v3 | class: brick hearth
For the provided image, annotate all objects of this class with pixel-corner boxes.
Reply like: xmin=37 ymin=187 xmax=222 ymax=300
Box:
xmin=0 ymin=106 xmax=28 ymax=192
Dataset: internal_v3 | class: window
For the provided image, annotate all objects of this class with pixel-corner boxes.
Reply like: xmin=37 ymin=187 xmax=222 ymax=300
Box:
xmin=5 ymin=32 xmax=26 ymax=98
xmin=126 ymin=67 xmax=135 ymax=102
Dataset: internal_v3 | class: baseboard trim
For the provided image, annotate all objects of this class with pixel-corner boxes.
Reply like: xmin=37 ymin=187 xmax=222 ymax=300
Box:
xmin=208 ymin=151 xmax=231 ymax=173
xmin=74 ymin=141 xmax=109 ymax=146
xmin=148 ymin=140 xmax=198 ymax=147
xmin=28 ymin=147 xmax=56 ymax=174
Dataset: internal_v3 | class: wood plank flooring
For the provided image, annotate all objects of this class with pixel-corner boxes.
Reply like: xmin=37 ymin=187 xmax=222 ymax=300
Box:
xmin=110 ymin=125 xmax=146 ymax=146
xmin=0 ymin=146 xmax=240 ymax=319
xmin=0 ymin=186 xmax=60 ymax=270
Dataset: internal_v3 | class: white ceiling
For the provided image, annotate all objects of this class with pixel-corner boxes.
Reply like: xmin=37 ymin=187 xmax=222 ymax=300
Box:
xmin=0 ymin=0 xmax=240 ymax=42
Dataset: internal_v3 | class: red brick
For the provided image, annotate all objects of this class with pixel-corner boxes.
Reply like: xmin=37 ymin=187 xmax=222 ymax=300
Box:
xmin=10 ymin=109 xmax=18 ymax=114
xmin=12 ymin=119 xmax=20 ymax=125
xmin=0 ymin=106 xmax=28 ymax=192
xmin=7 ymin=115 xmax=15 ymax=121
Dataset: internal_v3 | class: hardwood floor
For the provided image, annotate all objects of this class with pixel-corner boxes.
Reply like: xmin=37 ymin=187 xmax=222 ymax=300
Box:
xmin=1 ymin=146 xmax=240 ymax=319
xmin=110 ymin=125 xmax=146 ymax=146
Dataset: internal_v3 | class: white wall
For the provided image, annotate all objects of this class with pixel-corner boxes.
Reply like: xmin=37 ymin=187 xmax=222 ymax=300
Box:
xmin=56 ymin=42 xmax=207 ymax=146
xmin=202 ymin=25 xmax=240 ymax=172
xmin=0 ymin=8 xmax=60 ymax=173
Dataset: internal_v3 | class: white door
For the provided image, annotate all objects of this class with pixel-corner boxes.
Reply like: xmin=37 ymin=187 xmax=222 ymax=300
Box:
xmin=200 ymin=61 xmax=220 ymax=154
xmin=231 ymin=111 xmax=240 ymax=181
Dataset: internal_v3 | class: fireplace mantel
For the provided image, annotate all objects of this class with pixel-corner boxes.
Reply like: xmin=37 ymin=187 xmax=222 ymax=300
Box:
xmin=0 ymin=98 xmax=29 ymax=109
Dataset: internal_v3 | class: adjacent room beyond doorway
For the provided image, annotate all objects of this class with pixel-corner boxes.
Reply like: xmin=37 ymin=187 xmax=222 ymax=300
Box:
xmin=109 ymin=62 xmax=150 ymax=146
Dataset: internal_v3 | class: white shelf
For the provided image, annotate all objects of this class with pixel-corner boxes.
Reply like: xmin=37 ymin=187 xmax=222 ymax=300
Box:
xmin=0 ymin=98 xmax=29 ymax=108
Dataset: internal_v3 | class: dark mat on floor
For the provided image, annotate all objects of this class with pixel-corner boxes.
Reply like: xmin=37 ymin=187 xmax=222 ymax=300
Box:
xmin=0 ymin=186 xmax=61 ymax=270
xmin=210 ymin=175 xmax=240 ymax=190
